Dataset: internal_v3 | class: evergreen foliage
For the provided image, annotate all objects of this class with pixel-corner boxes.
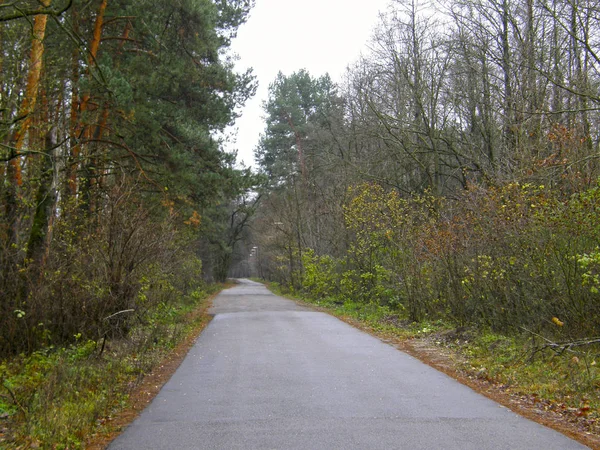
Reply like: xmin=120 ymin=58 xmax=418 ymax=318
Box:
xmin=0 ymin=0 xmax=258 ymax=356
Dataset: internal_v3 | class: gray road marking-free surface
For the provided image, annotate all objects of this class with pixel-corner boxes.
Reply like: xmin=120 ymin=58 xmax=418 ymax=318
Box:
xmin=109 ymin=279 xmax=587 ymax=449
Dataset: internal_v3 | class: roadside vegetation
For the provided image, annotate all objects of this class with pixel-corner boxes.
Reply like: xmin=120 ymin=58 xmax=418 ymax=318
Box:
xmin=0 ymin=275 xmax=222 ymax=449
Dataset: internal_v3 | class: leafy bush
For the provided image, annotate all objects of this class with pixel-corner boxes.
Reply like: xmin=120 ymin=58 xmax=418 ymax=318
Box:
xmin=301 ymin=249 xmax=338 ymax=299
xmin=0 ymin=182 xmax=206 ymax=357
xmin=286 ymin=179 xmax=600 ymax=338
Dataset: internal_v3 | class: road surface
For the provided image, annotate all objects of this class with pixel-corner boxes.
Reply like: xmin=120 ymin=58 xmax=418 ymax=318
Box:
xmin=109 ymin=279 xmax=587 ymax=449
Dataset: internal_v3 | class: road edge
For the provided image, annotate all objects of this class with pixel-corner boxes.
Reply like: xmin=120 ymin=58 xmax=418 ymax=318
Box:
xmin=85 ymin=287 xmax=226 ymax=449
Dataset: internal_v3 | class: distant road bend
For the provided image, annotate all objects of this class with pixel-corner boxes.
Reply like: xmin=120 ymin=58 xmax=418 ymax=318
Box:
xmin=109 ymin=279 xmax=587 ymax=449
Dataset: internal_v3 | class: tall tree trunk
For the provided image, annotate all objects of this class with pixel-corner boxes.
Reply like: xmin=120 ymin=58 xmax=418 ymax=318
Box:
xmin=72 ymin=0 xmax=108 ymax=197
xmin=9 ymin=0 xmax=52 ymax=186
xmin=551 ymin=0 xmax=564 ymax=122
xmin=481 ymin=49 xmax=495 ymax=171
xmin=27 ymin=128 xmax=57 ymax=262
xmin=501 ymin=0 xmax=516 ymax=159
xmin=572 ymin=0 xmax=593 ymax=152
xmin=524 ymin=0 xmax=542 ymax=151
xmin=68 ymin=8 xmax=80 ymax=195
xmin=80 ymin=0 xmax=108 ymax=115
xmin=285 ymin=113 xmax=307 ymax=179
xmin=4 ymin=1 xmax=51 ymax=249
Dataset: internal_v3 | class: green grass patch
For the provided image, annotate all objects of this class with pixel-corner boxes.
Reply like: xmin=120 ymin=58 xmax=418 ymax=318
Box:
xmin=461 ymin=331 xmax=599 ymax=413
xmin=0 ymin=283 xmax=224 ymax=449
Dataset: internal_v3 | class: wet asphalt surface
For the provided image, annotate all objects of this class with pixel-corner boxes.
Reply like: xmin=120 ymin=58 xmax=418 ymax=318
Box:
xmin=109 ymin=279 xmax=588 ymax=449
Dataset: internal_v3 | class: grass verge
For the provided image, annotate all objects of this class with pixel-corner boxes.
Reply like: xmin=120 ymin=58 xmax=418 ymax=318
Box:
xmin=0 ymin=283 xmax=229 ymax=449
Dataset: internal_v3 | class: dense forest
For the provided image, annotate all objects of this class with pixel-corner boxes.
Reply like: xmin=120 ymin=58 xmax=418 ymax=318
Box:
xmin=0 ymin=0 xmax=259 ymax=357
xmin=2 ymin=0 xmax=600 ymax=353
xmin=250 ymin=0 xmax=600 ymax=339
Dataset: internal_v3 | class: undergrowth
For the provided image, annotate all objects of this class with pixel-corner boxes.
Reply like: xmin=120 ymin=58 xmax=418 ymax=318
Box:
xmin=461 ymin=332 xmax=599 ymax=421
xmin=0 ymin=284 xmax=222 ymax=449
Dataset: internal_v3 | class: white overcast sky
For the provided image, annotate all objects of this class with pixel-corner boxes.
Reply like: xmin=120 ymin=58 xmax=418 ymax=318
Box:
xmin=224 ymin=0 xmax=391 ymax=168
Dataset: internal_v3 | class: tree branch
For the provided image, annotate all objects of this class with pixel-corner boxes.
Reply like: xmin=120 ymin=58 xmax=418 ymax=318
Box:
xmin=0 ymin=0 xmax=72 ymax=22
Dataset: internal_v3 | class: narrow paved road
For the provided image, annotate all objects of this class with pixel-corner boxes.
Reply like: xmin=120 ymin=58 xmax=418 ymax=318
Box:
xmin=109 ymin=279 xmax=587 ymax=449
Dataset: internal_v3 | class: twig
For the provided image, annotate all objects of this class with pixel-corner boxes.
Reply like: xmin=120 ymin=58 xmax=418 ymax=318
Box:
xmin=103 ymin=309 xmax=135 ymax=321
xmin=1 ymin=381 xmax=27 ymax=418
xmin=98 ymin=332 xmax=107 ymax=357
xmin=521 ymin=327 xmax=600 ymax=358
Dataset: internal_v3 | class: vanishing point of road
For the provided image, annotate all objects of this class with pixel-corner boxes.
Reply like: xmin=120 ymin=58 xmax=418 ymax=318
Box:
xmin=109 ymin=279 xmax=588 ymax=449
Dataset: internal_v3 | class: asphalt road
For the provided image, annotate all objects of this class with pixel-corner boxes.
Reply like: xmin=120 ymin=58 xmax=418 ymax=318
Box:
xmin=109 ymin=279 xmax=588 ymax=449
